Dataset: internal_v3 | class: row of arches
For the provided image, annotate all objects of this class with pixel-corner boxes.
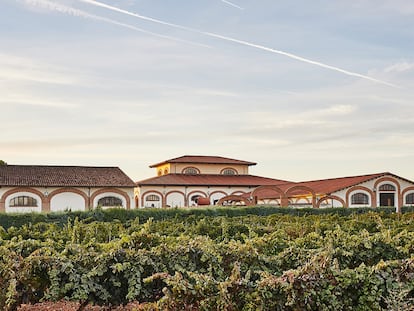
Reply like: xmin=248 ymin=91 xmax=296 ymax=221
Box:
xmin=140 ymin=186 xmax=344 ymax=209
xmin=139 ymin=180 xmax=414 ymax=209
xmin=0 ymin=187 xmax=131 ymax=212
xmin=218 ymin=185 xmax=325 ymax=208
xmin=217 ymin=178 xmax=414 ymax=209
xmin=139 ymin=189 xmax=247 ymax=208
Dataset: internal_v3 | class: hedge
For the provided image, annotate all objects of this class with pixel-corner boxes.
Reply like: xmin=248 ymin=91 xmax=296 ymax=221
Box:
xmin=1 ymin=206 xmax=414 ymax=229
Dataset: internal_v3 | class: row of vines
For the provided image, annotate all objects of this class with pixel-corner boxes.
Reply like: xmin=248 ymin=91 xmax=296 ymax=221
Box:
xmin=1 ymin=208 xmax=414 ymax=310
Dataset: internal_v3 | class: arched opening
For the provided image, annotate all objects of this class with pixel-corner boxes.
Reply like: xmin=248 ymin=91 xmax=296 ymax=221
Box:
xmin=378 ymin=183 xmax=397 ymax=207
xmin=406 ymin=193 xmax=414 ymax=206
xmin=402 ymin=187 xmax=414 ymax=208
xmin=51 ymin=192 xmax=85 ymax=212
xmin=9 ymin=196 xmax=37 ymax=207
xmin=251 ymin=186 xmax=285 ymax=206
xmin=285 ymin=186 xmax=316 ymax=208
xmin=221 ymin=167 xmax=238 ymax=175
xmin=98 ymin=196 xmax=123 ymax=208
xmin=346 ymin=186 xmax=374 ymax=207
xmin=182 ymin=167 xmax=200 ymax=175
xmin=91 ymin=189 xmax=130 ymax=209
xmin=317 ymin=195 xmax=346 ymax=208
xmin=351 ymin=193 xmax=369 ymax=205
xmin=217 ymin=195 xmax=249 ymax=206
xmin=209 ymin=191 xmax=227 ymax=205
xmin=2 ymin=188 xmax=45 ymax=213
xmin=145 ymin=194 xmax=162 ymax=208
xmin=49 ymin=188 xmax=88 ymax=212
xmin=186 ymin=191 xmax=207 ymax=207
xmin=374 ymin=178 xmax=401 ymax=208
xmin=165 ymin=191 xmax=185 ymax=208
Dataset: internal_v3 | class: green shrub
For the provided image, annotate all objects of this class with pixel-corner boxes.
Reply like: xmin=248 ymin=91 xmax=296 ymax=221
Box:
xmin=0 ymin=209 xmax=414 ymax=309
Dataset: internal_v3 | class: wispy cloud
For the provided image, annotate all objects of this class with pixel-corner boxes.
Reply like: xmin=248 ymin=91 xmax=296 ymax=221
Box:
xmin=0 ymin=95 xmax=78 ymax=109
xmin=220 ymin=0 xmax=244 ymax=10
xmin=319 ymin=104 xmax=356 ymax=116
xmin=384 ymin=62 xmax=414 ymax=73
xmin=19 ymin=0 xmax=209 ymax=48
xmin=77 ymin=0 xmax=399 ymax=88
xmin=0 ymin=52 xmax=79 ymax=85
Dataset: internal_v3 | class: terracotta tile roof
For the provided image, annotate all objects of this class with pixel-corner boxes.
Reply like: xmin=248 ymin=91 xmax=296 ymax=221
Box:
xmin=137 ymin=174 xmax=289 ymax=186
xmin=246 ymin=172 xmax=414 ymax=198
xmin=0 ymin=165 xmax=136 ymax=187
xmin=149 ymin=155 xmax=257 ymax=168
xmin=292 ymin=173 xmax=388 ymax=194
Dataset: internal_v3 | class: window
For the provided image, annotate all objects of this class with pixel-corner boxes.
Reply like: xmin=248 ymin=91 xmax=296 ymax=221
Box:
xmin=378 ymin=184 xmax=396 ymax=191
xmin=183 ymin=167 xmax=200 ymax=175
xmin=98 ymin=196 xmax=123 ymax=207
xmin=10 ymin=196 xmax=37 ymax=207
xmin=164 ymin=168 xmax=169 ymax=175
xmin=146 ymin=194 xmax=160 ymax=201
xmin=222 ymin=168 xmax=237 ymax=175
xmin=351 ymin=193 xmax=369 ymax=205
xmin=158 ymin=169 xmax=162 ymax=176
xmin=406 ymin=193 xmax=414 ymax=205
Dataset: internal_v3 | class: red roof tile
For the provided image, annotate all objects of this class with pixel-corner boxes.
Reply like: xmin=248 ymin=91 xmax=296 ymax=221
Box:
xmin=149 ymin=155 xmax=256 ymax=168
xmin=292 ymin=173 xmax=388 ymax=194
xmin=0 ymin=165 xmax=135 ymax=187
xmin=137 ymin=174 xmax=289 ymax=186
xmin=246 ymin=172 xmax=414 ymax=198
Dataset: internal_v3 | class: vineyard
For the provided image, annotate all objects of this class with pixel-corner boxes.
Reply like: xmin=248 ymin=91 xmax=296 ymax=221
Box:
xmin=1 ymin=207 xmax=414 ymax=310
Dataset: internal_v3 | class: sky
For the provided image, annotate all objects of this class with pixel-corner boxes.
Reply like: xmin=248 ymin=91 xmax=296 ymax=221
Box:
xmin=1 ymin=0 xmax=414 ymax=182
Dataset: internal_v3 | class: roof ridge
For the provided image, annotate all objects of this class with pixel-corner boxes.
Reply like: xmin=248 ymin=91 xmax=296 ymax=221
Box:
xmin=149 ymin=155 xmax=257 ymax=168
xmin=297 ymin=172 xmax=387 ymax=184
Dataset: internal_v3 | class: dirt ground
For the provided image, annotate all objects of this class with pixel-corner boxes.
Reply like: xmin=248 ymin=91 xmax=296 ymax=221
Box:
xmin=17 ymin=301 xmax=156 ymax=311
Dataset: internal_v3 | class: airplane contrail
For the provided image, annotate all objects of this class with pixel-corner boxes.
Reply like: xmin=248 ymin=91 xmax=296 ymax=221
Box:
xmin=77 ymin=0 xmax=399 ymax=88
xmin=221 ymin=0 xmax=244 ymax=10
xmin=20 ymin=0 xmax=210 ymax=48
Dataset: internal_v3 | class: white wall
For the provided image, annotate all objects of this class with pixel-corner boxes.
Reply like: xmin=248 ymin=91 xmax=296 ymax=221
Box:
xmin=143 ymin=192 xmax=162 ymax=208
xmin=168 ymin=163 xmax=249 ymax=175
xmin=166 ymin=192 xmax=185 ymax=207
xmin=51 ymin=192 xmax=85 ymax=212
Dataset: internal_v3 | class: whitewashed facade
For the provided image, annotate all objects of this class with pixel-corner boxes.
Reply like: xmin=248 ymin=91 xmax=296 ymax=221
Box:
xmin=0 ymin=166 xmax=136 ymax=213
xmin=137 ymin=156 xmax=414 ymax=210
xmin=136 ymin=155 xmax=289 ymax=208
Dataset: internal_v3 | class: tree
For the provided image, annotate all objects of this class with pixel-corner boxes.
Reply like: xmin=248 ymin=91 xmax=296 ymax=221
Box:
xmin=0 ymin=160 xmax=7 ymax=166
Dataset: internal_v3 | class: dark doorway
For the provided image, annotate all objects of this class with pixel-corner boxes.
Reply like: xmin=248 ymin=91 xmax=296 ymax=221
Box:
xmin=380 ymin=193 xmax=395 ymax=207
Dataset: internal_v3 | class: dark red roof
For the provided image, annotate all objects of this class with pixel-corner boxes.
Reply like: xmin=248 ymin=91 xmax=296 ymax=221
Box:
xmin=137 ymin=174 xmax=288 ymax=186
xmin=149 ymin=155 xmax=256 ymax=168
xmin=0 ymin=165 xmax=135 ymax=187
